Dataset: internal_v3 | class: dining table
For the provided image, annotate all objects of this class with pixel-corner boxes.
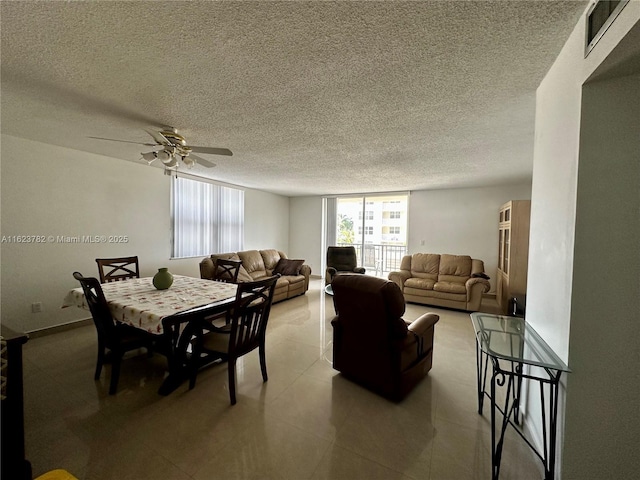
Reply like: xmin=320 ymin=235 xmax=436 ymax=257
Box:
xmin=63 ymin=274 xmax=238 ymax=395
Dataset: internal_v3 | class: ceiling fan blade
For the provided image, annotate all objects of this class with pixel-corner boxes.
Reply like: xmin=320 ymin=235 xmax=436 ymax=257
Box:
xmin=145 ymin=129 xmax=171 ymax=146
xmin=88 ymin=136 xmax=156 ymax=147
xmin=190 ymin=153 xmax=216 ymax=168
xmin=189 ymin=146 xmax=233 ymax=156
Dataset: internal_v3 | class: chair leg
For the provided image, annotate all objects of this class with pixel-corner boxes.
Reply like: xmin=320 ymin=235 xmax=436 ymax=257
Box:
xmin=109 ymin=354 xmax=122 ymax=395
xmin=228 ymin=359 xmax=237 ymax=405
xmin=95 ymin=345 xmax=105 ymax=380
xmin=189 ymin=334 xmax=203 ymax=391
xmin=259 ymin=344 xmax=268 ymax=382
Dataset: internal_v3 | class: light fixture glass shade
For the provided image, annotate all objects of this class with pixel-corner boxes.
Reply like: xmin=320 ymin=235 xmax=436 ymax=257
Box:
xmin=141 ymin=151 xmax=156 ymax=164
xmin=156 ymin=150 xmax=171 ymax=162
xmin=164 ymin=155 xmax=178 ymax=167
xmin=182 ymin=156 xmax=195 ymax=169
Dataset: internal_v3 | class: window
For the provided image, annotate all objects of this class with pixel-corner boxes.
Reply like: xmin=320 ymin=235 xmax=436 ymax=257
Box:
xmin=329 ymin=193 xmax=409 ymax=276
xmin=172 ymin=176 xmax=244 ymax=258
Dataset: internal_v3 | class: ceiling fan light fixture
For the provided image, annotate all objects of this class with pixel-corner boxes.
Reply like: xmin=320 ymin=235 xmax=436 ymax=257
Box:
xmin=156 ymin=149 xmax=171 ymax=162
xmin=182 ymin=156 xmax=195 ymax=169
xmin=164 ymin=155 xmax=178 ymax=168
xmin=141 ymin=151 xmax=157 ymax=165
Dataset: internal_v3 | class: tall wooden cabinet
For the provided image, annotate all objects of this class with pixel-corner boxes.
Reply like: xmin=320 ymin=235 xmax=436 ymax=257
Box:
xmin=497 ymin=200 xmax=531 ymax=314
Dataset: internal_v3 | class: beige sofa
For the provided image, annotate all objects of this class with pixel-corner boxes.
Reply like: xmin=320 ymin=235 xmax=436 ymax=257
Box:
xmin=388 ymin=253 xmax=490 ymax=311
xmin=199 ymin=249 xmax=311 ymax=303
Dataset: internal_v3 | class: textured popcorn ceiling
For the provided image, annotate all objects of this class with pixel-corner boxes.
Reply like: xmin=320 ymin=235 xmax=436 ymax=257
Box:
xmin=1 ymin=1 xmax=587 ymax=196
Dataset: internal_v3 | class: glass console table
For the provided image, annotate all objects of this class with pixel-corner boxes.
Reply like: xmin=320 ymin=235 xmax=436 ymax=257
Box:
xmin=470 ymin=313 xmax=571 ymax=480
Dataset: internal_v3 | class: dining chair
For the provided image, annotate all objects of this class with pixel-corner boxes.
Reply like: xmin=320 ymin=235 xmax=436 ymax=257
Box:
xmin=206 ymin=258 xmax=243 ymax=328
xmin=189 ymin=275 xmax=279 ymax=404
xmin=212 ymin=258 xmax=242 ymax=283
xmin=73 ymin=272 xmax=155 ymax=395
xmin=95 ymin=256 xmax=140 ymax=283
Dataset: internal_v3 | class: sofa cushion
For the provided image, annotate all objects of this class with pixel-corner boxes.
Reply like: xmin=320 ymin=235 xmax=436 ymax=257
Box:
xmin=237 ymin=250 xmax=267 ymax=278
xmin=439 ymin=254 xmax=472 ymax=276
xmin=405 ymin=277 xmax=436 ymax=290
xmin=273 ymin=258 xmax=305 ymax=276
xmin=260 ymin=249 xmax=283 ymax=272
xmin=209 ymin=252 xmax=253 ymax=282
xmin=433 ymin=281 xmax=467 ymax=294
xmin=411 ymin=253 xmax=440 ymax=280
xmin=438 ymin=254 xmax=471 ymax=284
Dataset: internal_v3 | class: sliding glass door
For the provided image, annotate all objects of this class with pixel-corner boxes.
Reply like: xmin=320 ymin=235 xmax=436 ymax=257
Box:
xmin=334 ymin=194 xmax=408 ymax=277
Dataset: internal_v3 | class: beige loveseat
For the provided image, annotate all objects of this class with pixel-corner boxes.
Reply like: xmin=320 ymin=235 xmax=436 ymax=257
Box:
xmin=199 ymin=249 xmax=311 ymax=303
xmin=388 ymin=253 xmax=490 ymax=311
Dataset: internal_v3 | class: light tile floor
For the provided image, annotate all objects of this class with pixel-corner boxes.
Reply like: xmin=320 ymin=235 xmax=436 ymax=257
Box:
xmin=23 ymin=279 xmax=544 ymax=479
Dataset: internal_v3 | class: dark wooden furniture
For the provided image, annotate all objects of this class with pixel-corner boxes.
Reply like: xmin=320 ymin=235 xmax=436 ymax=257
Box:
xmin=95 ymin=256 xmax=140 ymax=283
xmin=1 ymin=325 xmax=32 ymax=480
xmin=330 ymin=274 xmax=439 ymax=401
xmin=212 ymin=258 xmax=242 ymax=283
xmin=73 ymin=272 xmax=156 ymax=394
xmin=325 ymin=246 xmax=366 ymax=284
xmin=189 ymin=276 xmax=278 ymax=404
xmin=208 ymin=259 xmax=243 ymax=327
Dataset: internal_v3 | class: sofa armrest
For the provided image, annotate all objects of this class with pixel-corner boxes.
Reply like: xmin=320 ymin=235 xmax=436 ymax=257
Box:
xmin=300 ymin=264 xmax=312 ymax=291
xmin=388 ymin=270 xmax=411 ymax=291
xmin=199 ymin=257 xmax=215 ymax=280
xmin=465 ymin=277 xmax=490 ymax=310
xmin=466 ymin=277 xmax=490 ymax=295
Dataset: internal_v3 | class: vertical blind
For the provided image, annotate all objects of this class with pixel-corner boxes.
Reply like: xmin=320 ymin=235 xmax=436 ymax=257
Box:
xmin=172 ymin=176 xmax=244 ymax=258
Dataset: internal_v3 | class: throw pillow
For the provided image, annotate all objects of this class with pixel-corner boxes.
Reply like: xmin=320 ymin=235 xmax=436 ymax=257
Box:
xmin=273 ymin=258 xmax=304 ymax=276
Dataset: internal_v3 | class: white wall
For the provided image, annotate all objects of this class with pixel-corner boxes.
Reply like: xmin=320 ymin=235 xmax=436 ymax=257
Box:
xmin=0 ymin=134 xmax=290 ymax=332
xmin=408 ymin=185 xmax=531 ymax=292
xmin=565 ymin=72 xmax=640 ymax=479
xmin=290 ymin=184 xmax=532 ymax=290
xmin=244 ymin=188 xmax=290 ymax=252
xmin=529 ymin=3 xmax=639 ymax=478
xmin=289 ymin=196 xmax=323 ymax=275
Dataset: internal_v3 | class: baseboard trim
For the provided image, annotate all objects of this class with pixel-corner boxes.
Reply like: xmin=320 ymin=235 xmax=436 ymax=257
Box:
xmin=27 ymin=318 xmax=93 ymax=338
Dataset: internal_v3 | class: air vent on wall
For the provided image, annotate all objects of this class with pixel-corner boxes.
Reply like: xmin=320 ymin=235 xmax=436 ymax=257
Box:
xmin=585 ymin=0 xmax=629 ymax=57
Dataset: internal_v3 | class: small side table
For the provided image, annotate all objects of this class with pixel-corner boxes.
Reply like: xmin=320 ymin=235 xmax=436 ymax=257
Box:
xmin=470 ymin=313 xmax=570 ymax=480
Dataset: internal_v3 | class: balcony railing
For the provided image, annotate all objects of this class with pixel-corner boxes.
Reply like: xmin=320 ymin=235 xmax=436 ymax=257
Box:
xmin=337 ymin=243 xmax=407 ymax=278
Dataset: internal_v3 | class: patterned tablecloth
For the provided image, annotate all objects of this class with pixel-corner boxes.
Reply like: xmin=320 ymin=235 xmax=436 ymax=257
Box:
xmin=63 ymin=275 xmax=238 ymax=334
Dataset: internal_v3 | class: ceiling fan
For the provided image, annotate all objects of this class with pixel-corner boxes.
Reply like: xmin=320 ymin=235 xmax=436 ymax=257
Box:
xmin=89 ymin=127 xmax=232 ymax=169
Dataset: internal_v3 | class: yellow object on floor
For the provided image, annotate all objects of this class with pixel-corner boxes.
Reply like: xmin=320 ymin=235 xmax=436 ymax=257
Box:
xmin=34 ymin=469 xmax=79 ymax=480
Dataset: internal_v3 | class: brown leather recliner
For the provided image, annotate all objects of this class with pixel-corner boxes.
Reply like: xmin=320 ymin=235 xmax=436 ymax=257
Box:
xmin=325 ymin=246 xmax=366 ymax=284
xmin=331 ymin=274 xmax=439 ymax=401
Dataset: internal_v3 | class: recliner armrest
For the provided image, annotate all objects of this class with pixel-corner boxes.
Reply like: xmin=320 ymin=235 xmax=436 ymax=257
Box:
xmin=407 ymin=313 xmax=439 ymax=336
xmin=354 ymin=267 xmax=366 ymax=274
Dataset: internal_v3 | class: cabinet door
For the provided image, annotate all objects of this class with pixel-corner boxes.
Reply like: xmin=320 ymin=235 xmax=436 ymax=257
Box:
xmin=503 ymin=228 xmax=510 ymax=275
xmin=498 ymin=229 xmax=504 ymax=271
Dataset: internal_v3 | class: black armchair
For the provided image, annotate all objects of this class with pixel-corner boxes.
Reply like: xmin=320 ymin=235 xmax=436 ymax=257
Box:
xmin=325 ymin=246 xmax=366 ymax=284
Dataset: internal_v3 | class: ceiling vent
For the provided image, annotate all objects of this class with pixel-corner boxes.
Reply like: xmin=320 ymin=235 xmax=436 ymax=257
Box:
xmin=585 ymin=0 xmax=630 ymax=57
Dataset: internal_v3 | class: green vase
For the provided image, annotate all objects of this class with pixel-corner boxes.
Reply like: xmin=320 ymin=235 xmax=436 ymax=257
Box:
xmin=153 ymin=267 xmax=173 ymax=290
